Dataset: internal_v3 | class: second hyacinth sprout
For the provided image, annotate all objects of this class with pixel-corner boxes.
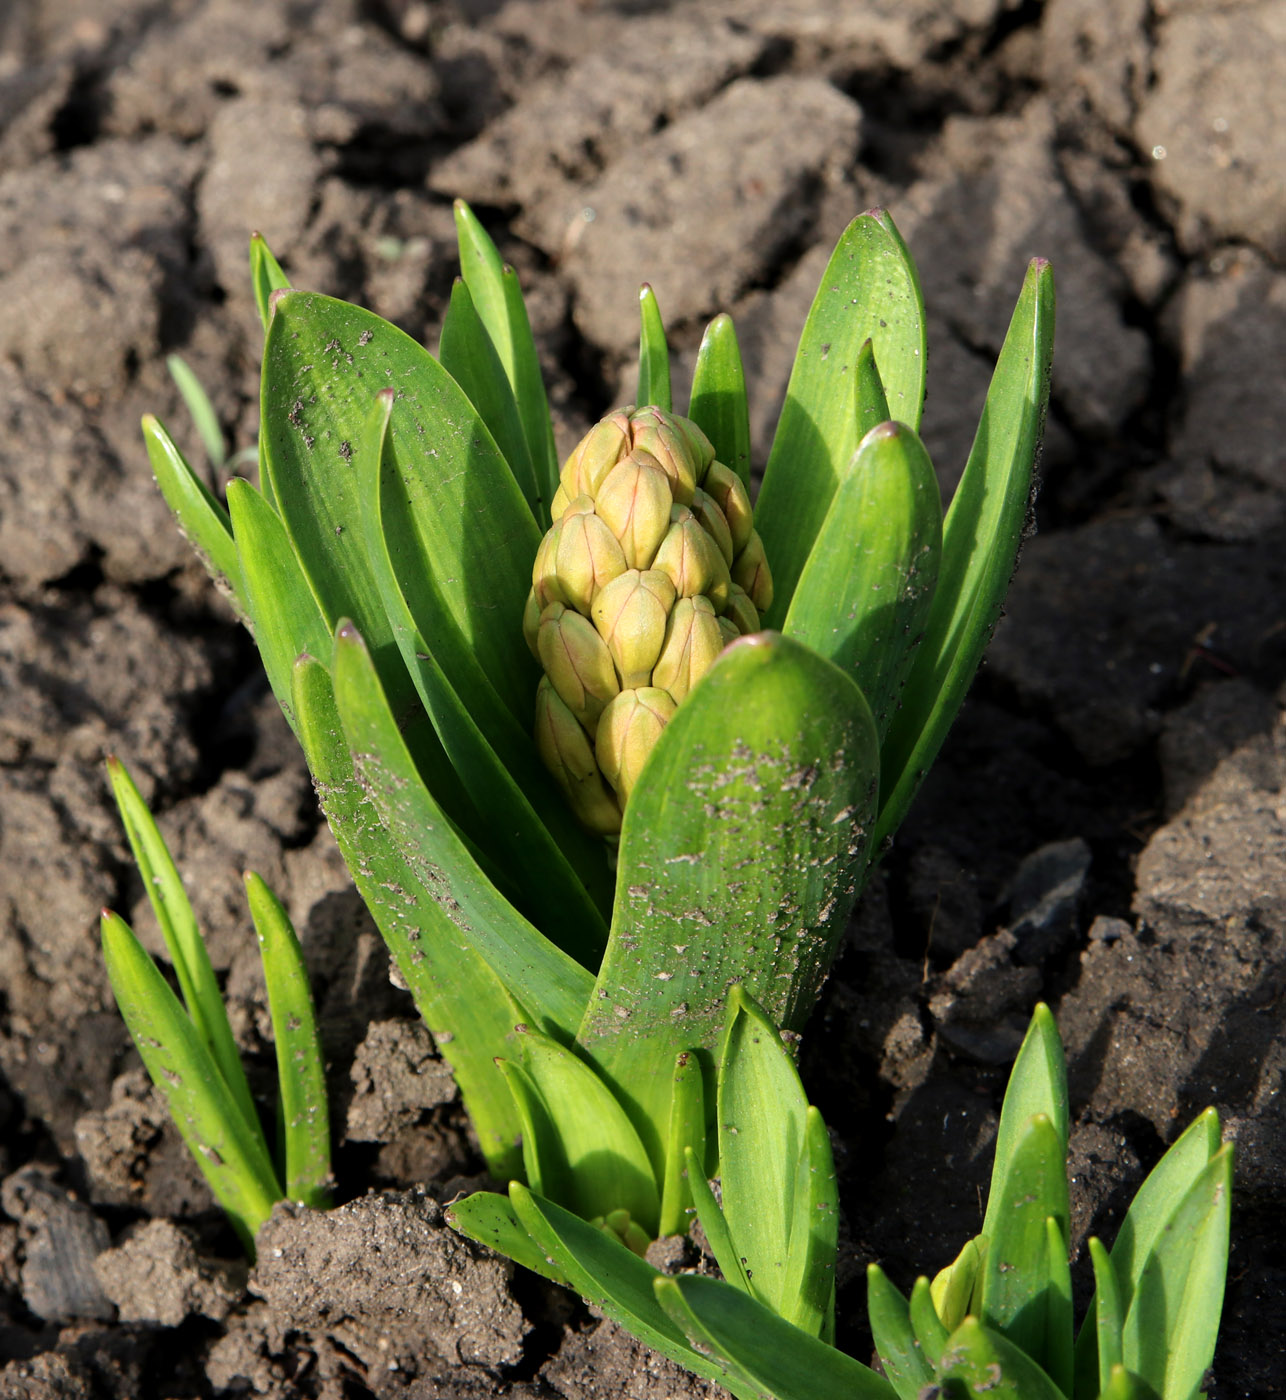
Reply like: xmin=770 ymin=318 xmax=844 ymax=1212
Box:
xmin=528 ymin=405 xmax=772 ymax=832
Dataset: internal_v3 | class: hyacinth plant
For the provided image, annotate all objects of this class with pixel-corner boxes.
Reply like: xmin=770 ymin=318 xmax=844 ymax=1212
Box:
xmin=101 ymin=759 xmax=330 ymax=1256
xmin=137 ymin=200 xmax=1052 ymax=1267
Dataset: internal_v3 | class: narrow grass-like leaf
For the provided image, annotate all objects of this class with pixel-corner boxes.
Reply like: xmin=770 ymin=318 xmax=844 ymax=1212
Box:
xmin=1044 ymin=1215 xmax=1075 ymax=1398
xmin=1087 ymin=1236 xmax=1125 ymax=1396
xmin=357 ymin=390 xmax=612 ymax=952
xmin=439 ymin=277 xmax=542 ymax=520
xmin=244 ymin=871 xmax=330 ymax=1209
xmin=331 ymin=620 xmax=593 ymax=1038
xmin=688 ymin=314 xmax=750 ymax=491
xmin=783 ymin=419 xmax=942 ymax=738
xmin=854 ymin=338 xmax=891 ymax=432
xmin=636 ymin=284 xmax=671 ymax=413
xmin=510 ymin=1025 xmax=660 ymax=1232
xmin=291 ymin=653 xmax=524 ymax=1177
xmin=497 ymin=1056 xmax=563 ymax=1200
xmin=979 ymin=1115 xmax=1069 ymax=1365
xmin=877 ymin=258 xmax=1054 ymax=848
xmin=141 ymin=415 xmax=246 ymax=617
xmin=757 ymin=209 xmax=927 ymax=624
xmin=577 ymin=633 xmax=879 ymax=1176
xmin=106 ymin=759 xmax=259 ymax=1143
xmin=167 ymin=355 xmax=226 ymax=467
xmin=250 ymin=232 xmax=291 ymax=332
xmin=909 ymin=1274 xmax=949 ymax=1362
xmin=656 ymin=1274 xmax=898 ymax=1400
xmin=101 ymin=912 xmax=280 ymax=1255
xmin=446 ymin=1190 xmax=568 ymax=1284
xmin=453 ymin=200 xmax=559 ymax=513
xmin=226 ymin=478 xmax=330 ymax=730
xmin=658 ymin=1051 xmax=706 ymax=1237
xmin=507 ymin=1184 xmax=733 ymax=1391
xmin=683 ymin=1146 xmax=751 ymax=1293
xmin=780 ymin=1106 xmax=839 ymax=1341
xmin=983 ymin=1003 xmax=1069 ymax=1243
xmin=938 ymin=1317 xmax=1067 ymax=1400
xmin=1121 ymin=1144 xmax=1232 ymax=1400
xmin=718 ymin=987 xmax=808 ymax=1321
xmin=866 ymin=1266 xmax=935 ymax=1400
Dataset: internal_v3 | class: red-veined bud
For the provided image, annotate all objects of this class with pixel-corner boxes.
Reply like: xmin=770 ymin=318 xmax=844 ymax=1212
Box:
xmin=723 ymin=583 xmax=759 ymax=636
xmin=561 ymin=407 xmax=634 ymax=500
xmin=522 ymin=587 xmax=543 ymax=658
xmin=595 ymin=686 xmax=676 ymax=802
xmin=535 ymin=678 xmax=622 ymax=836
xmin=731 ymin=528 xmax=773 ymax=613
xmin=678 ymin=416 xmax=716 ymax=476
xmin=590 ymin=568 xmax=676 ymax=688
xmin=532 ymin=520 xmax=568 ymax=606
xmin=537 ymin=603 xmax=620 ymax=731
xmin=550 ymin=483 xmax=572 ymax=519
xmin=717 ymin=616 xmax=740 ymax=647
xmin=594 ymin=452 xmax=673 ymax=569
xmin=652 ymin=504 xmax=732 ymax=611
xmin=555 ymin=499 xmax=628 ymax=612
xmin=689 ymin=486 xmax=734 ymax=566
xmin=628 ymin=407 xmax=700 ymax=505
xmin=702 ymin=461 xmax=754 ymax=553
xmin=653 ymin=595 xmax=725 ymax=703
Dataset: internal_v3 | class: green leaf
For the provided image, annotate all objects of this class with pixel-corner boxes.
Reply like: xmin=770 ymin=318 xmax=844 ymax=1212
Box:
xmin=244 ymin=871 xmax=331 ymax=1209
xmin=938 ymin=1316 xmax=1068 ymax=1400
xmin=1097 ymin=1365 xmax=1160 ymax=1400
xmin=576 ymin=633 xmax=880 ymax=1175
xmin=290 ymin=653 xmax=524 ymax=1178
xmin=756 ymin=209 xmax=927 ymax=624
xmin=105 ymin=759 xmax=260 ymax=1144
xmin=782 ymin=1106 xmax=839 ymax=1342
xmin=356 ymin=389 xmax=612 ymax=956
xmin=101 ymin=911 xmax=280 ymax=1255
xmin=636 ymin=285 xmax=671 ymax=413
xmin=439 ymin=277 xmax=542 ymax=520
xmin=446 ymin=1189 xmax=568 ymax=1284
xmin=979 ymin=1116 xmax=1070 ymax=1371
xmin=866 ymin=1265 xmax=935 ymax=1400
xmin=783 ymin=419 xmax=942 ymax=738
xmin=1086 ymin=1236 xmax=1125 ymax=1397
xmin=141 ymin=414 xmax=246 ymax=618
xmin=250 ymin=232 xmax=291 ymax=332
xmin=984 ymin=1003 xmax=1069 ymax=1243
xmin=876 ymin=257 xmax=1054 ymax=848
xmin=854 ymin=338 xmax=891 ymax=430
xmin=507 ymin=1024 xmax=660 ymax=1232
xmin=453 ymin=200 xmax=559 ymax=515
xmin=1121 ymin=1144 xmax=1232 ymax=1400
xmin=909 ymin=1274 xmax=949 ymax=1363
xmin=656 ymin=1274 xmax=898 ymax=1400
xmin=167 ymin=355 xmax=226 ymax=468
xmin=507 ymin=1184 xmax=732 ymax=1391
xmin=683 ymin=1145 xmax=751 ymax=1293
xmin=226 ymin=478 xmax=331 ymax=731
xmin=1045 ymin=1214 xmax=1075 ymax=1398
xmin=688 ymin=314 xmax=751 ymax=491
xmin=330 ymin=619 xmax=593 ymax=1039
xmin=658 ymin=1051 xmax=706 ymax=1238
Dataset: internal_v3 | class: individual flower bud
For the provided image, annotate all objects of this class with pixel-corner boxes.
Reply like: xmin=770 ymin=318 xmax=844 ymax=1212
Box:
xmin=532 ymin=520 xmax=568 ymax=606
xmin=653 ymin=595 xmax=725 ymax=703
xmin=689 ymin=486 xmax=734 ymax=565
xmin=723 ymin=583 xmax=760 ymax=636
xmin=522 ymin=587 xmax=543 ymax=658
xmin=537 ymin=603 xmax=620 ymax=731
xmin=717 ymin=616 xmax=740 ymax=647
xmin=652 ymin=504 xmax=732 ymax=611
xmin=678 ymin=416 xmax=716 ymax=476
xmin=702 ymin=461 xmax=754 ymax=553
xmin=560 ymin=493 xmax=596 ymax=519
xmin=591 ymin=568 xmax=676 ymax=688
xmin=561 ymin=407 xmax=634 ymax=500
xmin=550 ymin=483 xmax=572 ymax=519
xmin=555 ymin=501 xmax=629 ymax=613
xmin=596 ymin=686 xmax=676 ymax=802
xmin=535 ymin=678 xmax=622 ymax=836
xmin=731 ymin=528 xmax=773 ymax=613
xmin=628 ymin=407 xmax=699 ymax=505
xmin=594 ymin=453 xmax=673 ymax=569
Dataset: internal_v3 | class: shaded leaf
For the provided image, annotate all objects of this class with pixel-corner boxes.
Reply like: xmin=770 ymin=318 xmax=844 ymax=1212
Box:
xmin=866 ymin=1265 xmax=935 ymax=1400
xmin=938 ymin=1316 xmax=1067 ymax=1400
xmin=658 ymin=1051 xmax=706 ymax=1238
xmin=688 ymin=314 xmax=750 ymax=491
xmin=636 ymin=284 xmax=671 ymax=413
xmin=250 ymin=232 xmax=291 ymax=332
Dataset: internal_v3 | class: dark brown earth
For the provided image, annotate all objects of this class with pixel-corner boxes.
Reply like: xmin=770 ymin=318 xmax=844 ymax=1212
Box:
xmin=1 ymin=1 xmax=1284 ymax=1396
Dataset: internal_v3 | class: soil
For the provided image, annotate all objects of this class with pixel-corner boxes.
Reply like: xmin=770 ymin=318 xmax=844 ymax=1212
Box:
xmin=1 ymin=0 xmax=1284 ymax=1396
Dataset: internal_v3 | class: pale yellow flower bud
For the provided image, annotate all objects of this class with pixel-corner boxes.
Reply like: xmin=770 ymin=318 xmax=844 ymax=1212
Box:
xmin=723 ymin=583 xmax=760 ymax=636
xmin=591 ymin=568 xmax=676 ymax=689
xmin=652 ymin=504 xmax=732 ymax=611
xmin=533 ymin=520 xmax=568 ymax=606
xmin=561 ymin=407 xmax=634 ymax=500
xmin=731 ymin=528 xmax=773 ymax=614
xmin=535 ymin=678 xmax=622 ymax=836
xmin=595 ymin=686 xmax=676 ymax=802
xmin=628 ymin=407 xmax=699 ymax=505
xmin=555 ymin=501 xmax=628 ymax=613
xmin=537 ymin=602 xmax=620 ymax=731
xmin=702 ymin=461 xmax=754 ymax=553
xmin=522 ymin=587 xmax=543 ymax=658
xmin=653 ymin=595 xmax=725 ymax=703
xmin=689 ymin=486 xmax=734 ymax=566
xmin=594 ymin=453 xmax=673 ymax=570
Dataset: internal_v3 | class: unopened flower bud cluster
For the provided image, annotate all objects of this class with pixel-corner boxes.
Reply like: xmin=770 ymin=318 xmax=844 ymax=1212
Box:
xmin=524 ymin=406 xmax=773 ymax=836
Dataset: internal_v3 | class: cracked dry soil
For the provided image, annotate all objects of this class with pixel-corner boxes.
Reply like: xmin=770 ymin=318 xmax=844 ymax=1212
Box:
xmin=1 ymin=0 xmax=1285 ymax=1396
